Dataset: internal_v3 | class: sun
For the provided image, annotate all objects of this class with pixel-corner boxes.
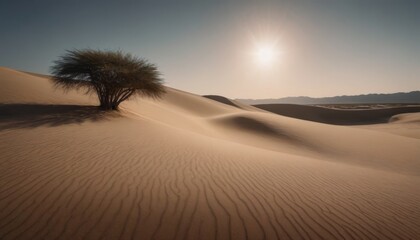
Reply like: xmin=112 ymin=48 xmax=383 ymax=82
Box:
xmin=254 ymin=43 xmax=280 ymax=66
xmin=256 ymin=46 xmax=275 ymax=64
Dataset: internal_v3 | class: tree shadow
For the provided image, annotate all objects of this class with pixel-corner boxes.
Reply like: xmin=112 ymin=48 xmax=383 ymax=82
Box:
xmin=0 ymin=104 xmax=119 ymax=131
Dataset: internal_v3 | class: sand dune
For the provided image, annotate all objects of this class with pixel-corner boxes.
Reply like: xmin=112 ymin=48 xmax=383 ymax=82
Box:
xmin=203 ymin=95 xmax=262 ymax=111
xmin=356 ymin=113 xmax=420 ymax=140
xmin=254 ymin=103 xmax=420 ymax=125
xmin=1 ymin=67 xmax=419 ymax=240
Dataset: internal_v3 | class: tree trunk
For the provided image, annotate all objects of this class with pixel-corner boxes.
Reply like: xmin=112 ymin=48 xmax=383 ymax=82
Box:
xmin=96 ymin=86 xmax=132 ymax=111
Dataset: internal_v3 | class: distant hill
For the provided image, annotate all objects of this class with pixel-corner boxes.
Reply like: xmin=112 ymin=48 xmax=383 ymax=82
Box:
xmin=237 ymin=91 xmax=420 ymax=105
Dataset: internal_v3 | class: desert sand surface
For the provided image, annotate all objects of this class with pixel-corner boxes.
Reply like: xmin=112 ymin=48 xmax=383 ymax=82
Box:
xmin=253 ymin=103 xmax=420 ymax=125
xmin=203 ymin=95 xmax=263 ymax=112
xmin=355 ymin=113 xmax=420 ymax=140
xmin=1 ymin=66 xmax=420 ymax=240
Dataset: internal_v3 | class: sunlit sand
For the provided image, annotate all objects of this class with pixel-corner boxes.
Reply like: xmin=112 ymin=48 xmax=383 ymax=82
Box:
xmin=1 ymin=67 xmax=419 ymax=239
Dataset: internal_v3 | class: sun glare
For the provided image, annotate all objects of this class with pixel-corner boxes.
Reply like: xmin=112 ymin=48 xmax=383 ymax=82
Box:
xmin=253 ymin=43 xmax=281 ymax=67
xmin=257 ymin=46 xmax=275 ymax=64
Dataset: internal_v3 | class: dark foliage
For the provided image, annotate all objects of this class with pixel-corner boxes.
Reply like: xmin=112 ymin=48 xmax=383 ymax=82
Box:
xmin=51 ymin=49 xmax=165 ymax=110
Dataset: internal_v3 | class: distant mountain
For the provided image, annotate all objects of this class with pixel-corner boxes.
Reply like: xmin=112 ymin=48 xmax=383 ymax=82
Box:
xmin=236 ymin=91 xmax=420 ymax=105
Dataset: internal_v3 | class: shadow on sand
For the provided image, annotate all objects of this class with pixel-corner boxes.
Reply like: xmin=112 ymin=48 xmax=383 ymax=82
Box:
xmin=0 ymin=104 xmax=118 ymax=131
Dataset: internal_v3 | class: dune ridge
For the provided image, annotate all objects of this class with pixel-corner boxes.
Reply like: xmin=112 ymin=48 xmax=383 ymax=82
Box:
xmin=1 ymin=67 xmax=419 ymax=240
xmin=203 ymin=95 xmax=262 ymax=111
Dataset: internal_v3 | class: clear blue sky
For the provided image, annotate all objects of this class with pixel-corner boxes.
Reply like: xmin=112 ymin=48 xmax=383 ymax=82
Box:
xmin=1 ymin=0 xmax=419 ymax=98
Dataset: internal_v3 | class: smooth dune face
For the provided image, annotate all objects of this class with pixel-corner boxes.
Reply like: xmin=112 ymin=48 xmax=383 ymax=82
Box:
xmin=253 ymin=103 xmax=420 ymax=125
xmin=203 ymin=95 xmax=263 ymax=111
xmin=0 ymin=67 xmax=419 ymax=240
xmin=356 ymin=113 xmax=420 ymax=140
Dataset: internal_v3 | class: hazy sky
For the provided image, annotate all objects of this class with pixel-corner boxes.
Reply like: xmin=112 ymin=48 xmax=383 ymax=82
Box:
xmin=1 ymin=0 xmax=419 ymax=98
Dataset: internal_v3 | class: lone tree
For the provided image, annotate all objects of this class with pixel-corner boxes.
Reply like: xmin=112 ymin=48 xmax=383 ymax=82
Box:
xmin=51 ymin=49 xmax=165 ymax=110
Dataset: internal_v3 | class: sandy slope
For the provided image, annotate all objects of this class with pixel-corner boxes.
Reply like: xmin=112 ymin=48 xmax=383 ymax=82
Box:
xmin=0 ymin=67 xmax=419 ymax=240
xmin=356 ymin=113 xmax=420 ymax=140
xmin=203 ymin=95 xmax=263 ymax=111
xmin=253 ymin=103 xmax=420 ymax=125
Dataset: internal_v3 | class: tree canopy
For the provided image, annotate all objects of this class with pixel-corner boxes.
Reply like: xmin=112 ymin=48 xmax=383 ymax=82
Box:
xmin=51 ymin=49 xmax=165 ymax=110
